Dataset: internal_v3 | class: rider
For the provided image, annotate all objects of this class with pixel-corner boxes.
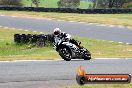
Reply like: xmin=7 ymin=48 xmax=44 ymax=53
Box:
xmin=53 ymin=28 xmax=81 ymax=48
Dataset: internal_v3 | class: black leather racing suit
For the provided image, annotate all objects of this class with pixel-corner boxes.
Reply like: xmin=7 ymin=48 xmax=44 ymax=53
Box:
xmin=54 ymin=32 xmax=80 ymax=48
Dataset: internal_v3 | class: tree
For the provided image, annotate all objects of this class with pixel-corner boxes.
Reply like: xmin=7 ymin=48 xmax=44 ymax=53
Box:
xmin=88 ymin=0 xmax=131 ymax=8
xmin=0 ymin=0 xmax=23 ymax=6
xmin=96 ymin=0 xmax=132 ymax=8
xmin=123 ymin=1 xmax=132 ymax=8
xmin=31 ymin=0 xmax=40 ymax=7
xmin=88 ymin=0 xmax=97 ymax=8
xmin=58 ymin=0 xmax=80 ymax=8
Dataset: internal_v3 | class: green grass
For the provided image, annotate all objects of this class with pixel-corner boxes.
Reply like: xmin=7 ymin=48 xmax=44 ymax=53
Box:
xmin=22 ymin=0 xmax=92 ymax=9
xmin=0 ymin=11 xmax=132 ymax=27
xmin=0 ymin=27 xmax=132 ymax=61
xmin=75 ymin=37 xmax=132 ymax=58
xmin=0 ymin=28 xmax=60 ymax=61
xmin=79 ymin=1 xmax=93 ymax=9
xmin=23 ymin=0 xmax=59 ymax=8
xmin=69 ymin=83 xmax=132 ymax=88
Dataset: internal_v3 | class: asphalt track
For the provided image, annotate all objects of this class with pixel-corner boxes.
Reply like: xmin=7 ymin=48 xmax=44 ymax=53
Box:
xmin=0 ymin=15 xmax=132 ymax=43
xmin=0 ymin=15 xmax=132 ymax=88
xmin=0 ymin=59 xmax=132 ymax=88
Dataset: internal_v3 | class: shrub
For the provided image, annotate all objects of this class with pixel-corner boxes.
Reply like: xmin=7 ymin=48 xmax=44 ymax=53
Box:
xmin=0 ymin=0 xmax=23 ymax=6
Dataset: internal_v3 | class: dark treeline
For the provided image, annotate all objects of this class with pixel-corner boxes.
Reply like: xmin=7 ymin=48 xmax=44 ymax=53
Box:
xmin=0 ymin=0 xmax=131 ymax=8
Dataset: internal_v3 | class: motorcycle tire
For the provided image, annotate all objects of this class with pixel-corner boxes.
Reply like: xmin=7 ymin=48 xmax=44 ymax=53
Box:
xmin=83 ymin=50 xmax=91 ymax=60
xmin=14 ymin=34 xmax=21 ymax=43
xmin=58 ymin=47 xmax=72 ymax=61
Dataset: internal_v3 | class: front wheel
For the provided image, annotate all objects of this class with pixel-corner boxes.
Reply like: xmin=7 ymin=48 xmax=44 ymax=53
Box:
xmin=58 ymin=47 xmax=72 ymax=61
xmin=82 ymin=50 xmax=91 ymax=60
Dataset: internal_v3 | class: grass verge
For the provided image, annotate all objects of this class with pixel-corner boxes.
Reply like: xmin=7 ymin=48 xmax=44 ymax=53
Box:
xmin=0 ymin=27 xmax=132 ymax=61
xmin=0 ymin=28 xmax=60 ymax=61
xmin=69 ymin=83 xmax=132 ymax=88
xmin=0 ymin=11 xmax=132 ymax=27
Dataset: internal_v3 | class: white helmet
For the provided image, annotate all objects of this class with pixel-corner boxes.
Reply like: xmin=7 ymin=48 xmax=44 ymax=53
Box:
xmin=54 ymin=28 xmax=61 ymax=36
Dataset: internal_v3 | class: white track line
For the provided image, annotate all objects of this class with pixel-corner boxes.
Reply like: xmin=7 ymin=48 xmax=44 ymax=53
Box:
xmin=126 ymin=43 xmax=131 ymax=45
xmin=88 ymin=23 xmax=94 ymax=25
xmin=127 ymin=26 xmax=132 ymax=29
xmin=0 ymin=15 xmax=5 ymax=16
xmin=101 ymin=40 xmax=105 ymax=41
xmin=69 ymin=21 xmax=76 ymax=22
xmin=0 ymin=58 xmax=131 ymax=62
xmin=118 ymin=25 xmax=125 ymax=28
xmin=40 ymin=32 xmax=44 ymax=34
xmin=24 ymin=30 xmax=29 ymax=31
xmin=118 ymin=42 xmax=123 ymax=44
xmin=12 ymin=16 xmax=17 ymax=18
xmin=0 ymin=59 xmax=62 ymax=63
xmin=10 ymin=28 xmax=16 ymax=30
xmin=33 ymin=31 xmax=37 ymax=32
xmin=109 ymin=41 xmax=114 ymax=43
xmin=108 ymin=25 xmax=115 ymax=27
xmin=57 ymin=20 xmax=65 ymax=22
xmin=18 ymin=29 xmax=23 ymax=30
xmin=78 ymin=22 xmax=86 ymax=24
xmin=3 ymin=27 xmax=9 ymax=29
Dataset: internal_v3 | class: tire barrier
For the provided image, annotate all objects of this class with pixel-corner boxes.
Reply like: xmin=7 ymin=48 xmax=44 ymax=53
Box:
xmin=14 ymin=34 xmax=54 ymax=46
xmin=0 ymin=7 xmax=132 ymax=14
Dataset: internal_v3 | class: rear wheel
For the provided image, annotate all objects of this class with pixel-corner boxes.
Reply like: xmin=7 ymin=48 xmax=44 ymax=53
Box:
xmin=58 ymin=47 xmax=72 ymax=61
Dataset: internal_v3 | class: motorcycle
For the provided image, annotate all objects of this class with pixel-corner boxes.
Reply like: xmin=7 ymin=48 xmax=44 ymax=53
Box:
xmin=54 ymin=37 xmax=91 ymax=61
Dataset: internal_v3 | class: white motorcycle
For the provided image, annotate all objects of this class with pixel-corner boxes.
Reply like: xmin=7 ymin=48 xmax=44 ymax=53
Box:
xmin=54 ymin=37 xmax=91 ymax=61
